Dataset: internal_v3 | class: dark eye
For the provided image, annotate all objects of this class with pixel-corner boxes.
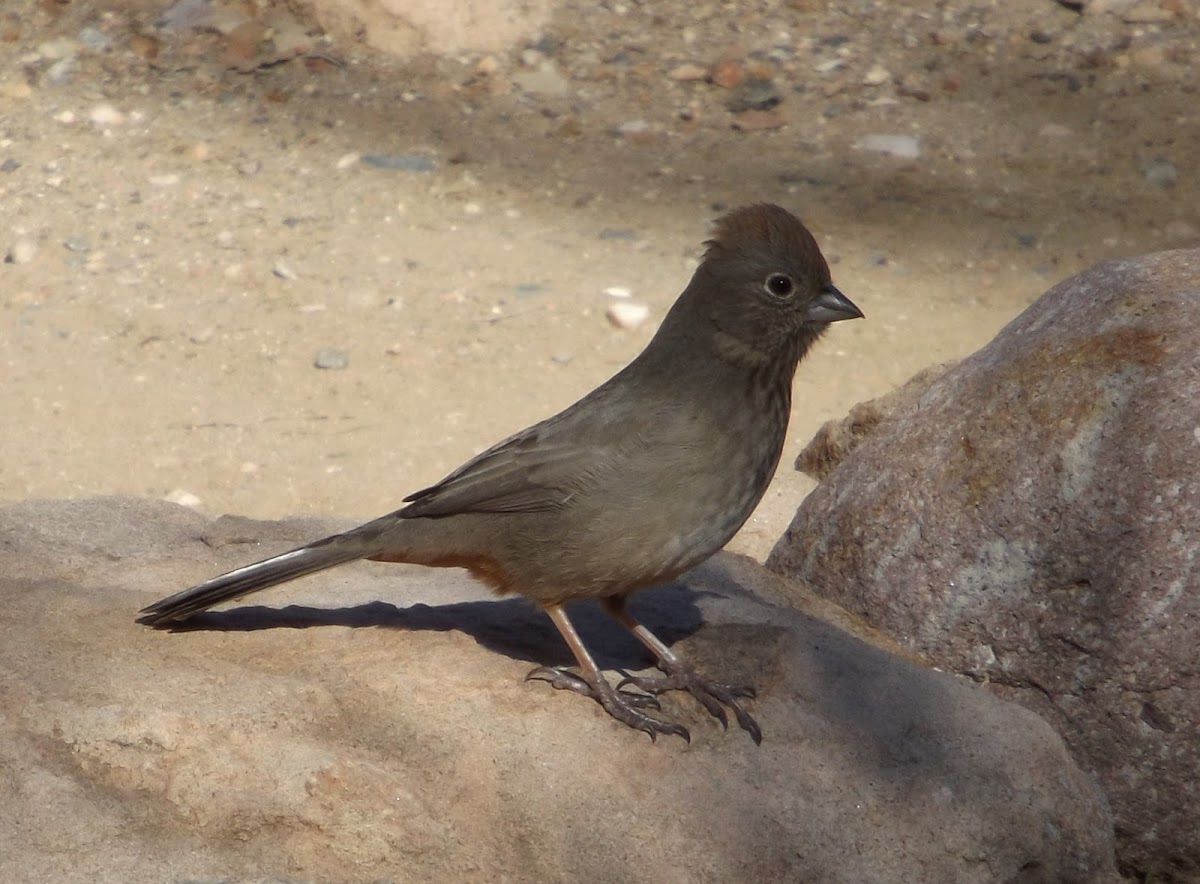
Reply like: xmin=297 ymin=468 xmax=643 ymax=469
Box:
xmin=764 ymin=273 xmax=795 ymax=297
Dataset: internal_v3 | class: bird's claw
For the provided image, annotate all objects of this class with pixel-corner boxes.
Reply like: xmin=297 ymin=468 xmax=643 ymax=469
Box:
xmin=618 ymin=664 xmax=762 ymax=745
xmin=525 ymin=665 xmax=689 ymax=742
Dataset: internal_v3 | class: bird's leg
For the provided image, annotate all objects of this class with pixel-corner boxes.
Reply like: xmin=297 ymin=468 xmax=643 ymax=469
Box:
xmin=603 ymin=596 xmax=762 ymax=744
xmin=526 ymin=603 xmax=691 ymax=742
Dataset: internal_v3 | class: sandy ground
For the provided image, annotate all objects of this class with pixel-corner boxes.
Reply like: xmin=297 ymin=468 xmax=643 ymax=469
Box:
xmin=1 ymin=0 xmax=1196 ymax=562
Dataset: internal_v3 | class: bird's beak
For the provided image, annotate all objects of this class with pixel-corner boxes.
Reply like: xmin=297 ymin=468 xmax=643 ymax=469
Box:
xmin=806 ymin=283 xmax=863 ymax=323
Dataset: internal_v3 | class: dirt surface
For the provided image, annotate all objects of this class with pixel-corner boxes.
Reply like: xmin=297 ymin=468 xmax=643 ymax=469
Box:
xmin=1 ymin=0 xmax=1196 ymax=562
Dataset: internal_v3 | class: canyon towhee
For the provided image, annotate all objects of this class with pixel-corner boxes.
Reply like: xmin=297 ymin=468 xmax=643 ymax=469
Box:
xmin=140 ymin=203 xmax=862 ymax=743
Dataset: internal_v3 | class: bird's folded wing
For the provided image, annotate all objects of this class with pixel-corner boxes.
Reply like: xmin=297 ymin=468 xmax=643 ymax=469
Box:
xmin=397 ymin=423 xmax=604 ymax=517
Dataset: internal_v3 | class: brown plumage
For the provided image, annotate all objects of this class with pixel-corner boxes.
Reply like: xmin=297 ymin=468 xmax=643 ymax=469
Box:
xmin=140 ymin=204 xmax=862 ymax=743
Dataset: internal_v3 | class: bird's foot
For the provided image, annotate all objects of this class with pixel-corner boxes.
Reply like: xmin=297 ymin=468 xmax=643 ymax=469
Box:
xmin=617 ymin=663 xmax=761 ymax=745
xmin=525 ymin=666 xmax=691 ymax=742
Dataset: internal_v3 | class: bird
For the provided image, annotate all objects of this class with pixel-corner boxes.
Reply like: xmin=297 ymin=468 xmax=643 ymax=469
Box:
xmin=140 ymin=203 xmax=863 ymax=743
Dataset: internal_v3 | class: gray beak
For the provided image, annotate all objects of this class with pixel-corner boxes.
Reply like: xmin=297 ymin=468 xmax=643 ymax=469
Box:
xmin=805 ymin=283 xmax=863 ymax=323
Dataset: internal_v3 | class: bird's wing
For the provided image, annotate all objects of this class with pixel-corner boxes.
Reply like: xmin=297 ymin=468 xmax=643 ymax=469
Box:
xmin=397 ymin=419 xmax=608 ymax=518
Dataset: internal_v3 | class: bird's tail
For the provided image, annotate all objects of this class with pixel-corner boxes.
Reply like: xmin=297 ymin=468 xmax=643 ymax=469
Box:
xmin=138 ymin=529 xmax=382 ymax=626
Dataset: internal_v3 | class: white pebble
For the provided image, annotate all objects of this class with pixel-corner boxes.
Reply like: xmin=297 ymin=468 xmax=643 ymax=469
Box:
xmin=272 ymin=259 xmax=298 ymax=280
xmin=606 ymin=301 xmax=650 ymax=330
xmin=149 ymin=173 xmax=180 ymax=186
xmin=335 ymin=152 xmax=359 ymax=170
xmin=854 ymin=134 xmax=921 ymax=160
xmin=603 ymin=286 xmax=632 ymax=299
xmin=6 ymin=239 xmax=37 ymax=264
xmin=53 ymin=110 xmax=76 ymax=124
xmin=862 ymin=65 xmax=890 ymax=86
xmin=88 ymin=103 xmax=126 ymax=126
xmin=165 ymin=489 xmax=203 ymax=509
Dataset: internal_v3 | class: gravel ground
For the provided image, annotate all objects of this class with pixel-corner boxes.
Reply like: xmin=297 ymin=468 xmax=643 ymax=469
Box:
xmin=1 ymin=0 xmax=1196 ymax=560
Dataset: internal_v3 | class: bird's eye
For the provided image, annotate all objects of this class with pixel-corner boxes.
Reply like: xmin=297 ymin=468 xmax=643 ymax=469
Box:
xmin=764 ymin=273 xmax=795 ymax=297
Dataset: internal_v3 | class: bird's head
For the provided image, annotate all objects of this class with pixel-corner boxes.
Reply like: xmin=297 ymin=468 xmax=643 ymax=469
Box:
xmin=674 ymin=204 xmax=862 ymax=368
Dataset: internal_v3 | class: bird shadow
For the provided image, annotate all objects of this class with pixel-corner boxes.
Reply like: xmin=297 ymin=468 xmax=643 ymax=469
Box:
xmin=147 ymin=583 xmax=705 ymax=671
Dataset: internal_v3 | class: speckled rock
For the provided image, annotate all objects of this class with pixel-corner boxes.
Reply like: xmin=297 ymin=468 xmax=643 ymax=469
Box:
xmin=769 ymin=249 xmax=1200 ymax=880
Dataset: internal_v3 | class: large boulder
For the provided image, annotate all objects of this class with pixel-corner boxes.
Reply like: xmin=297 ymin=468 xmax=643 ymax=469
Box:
xmin=768 ymin=249 xmax=1200 ymax=880
xmin=0 ymin=498 xmax=1116 ymax=882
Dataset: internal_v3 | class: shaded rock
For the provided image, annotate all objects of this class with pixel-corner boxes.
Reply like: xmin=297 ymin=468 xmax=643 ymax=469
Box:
xmin=0 ymin=498 xmax=1117 ymax=882
xmin=768 ymin=249 xmax=1200 ymax=879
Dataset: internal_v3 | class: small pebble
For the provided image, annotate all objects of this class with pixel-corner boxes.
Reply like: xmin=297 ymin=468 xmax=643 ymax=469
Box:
xmin=77 ymin=27 xmax=111 ymax=52
xmin=63 ymin=236 xmax=90 ymax=252
xmin=862 ymin=65 xmax=891 ymax=86
xmin=335 ymin=152 xmax=359 ymax=170
xmin=314 ymin=349 xmax=349 ymax=370
xmin=709 ymin=59 xmax=743 ymax=89
xmin=6 ymin=239 xmax=37 ymax=264
xmin=164 ymin=489 xmax=203 ymax=508
xmin=45 ymin=58 xmax=75 ymax=85
xmin=361 ymin=153 xmax=436 ymax=172
xmin=604 ymin=286 xmax=632 ymax=299
xmin=88 ymin=103 xmax=126 ymax=127
xmin=726 ymin=77 xmax=781 ymax=113
xmin=0 ymin=159 xmax=20 ymax=173
xmin=1140 ymin=158 xmax=1177 ymax=189
xmin=854 ymin=134 xmax=921 ymax=159
xmin=272 ymin=259 xmax=298 ymax=280
xmin=149 ymin=173 xmax=180 ymax=186
xmin=668 ymin=62 xmax=707 ymax=81
xmin=598 ymin=227 xmax=637 ymax=241
xmin=606 ymin=301 xmax=650 ymax=330
xmin=512 ymin=61 xmax=571 ymax=97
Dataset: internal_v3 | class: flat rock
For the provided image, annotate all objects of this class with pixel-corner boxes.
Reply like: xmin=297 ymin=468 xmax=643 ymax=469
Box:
xmin=0 ymin=498 xmax=1117 ymax=882
xmin=769 ymin=249 xmax=1200 ymax=880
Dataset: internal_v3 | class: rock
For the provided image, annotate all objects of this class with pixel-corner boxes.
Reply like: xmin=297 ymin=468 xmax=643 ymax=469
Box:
xmin=0 ymin=498 xmax=1117 ymax=882
xmin=768 ymin=249 xmax=1200 ymax=879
